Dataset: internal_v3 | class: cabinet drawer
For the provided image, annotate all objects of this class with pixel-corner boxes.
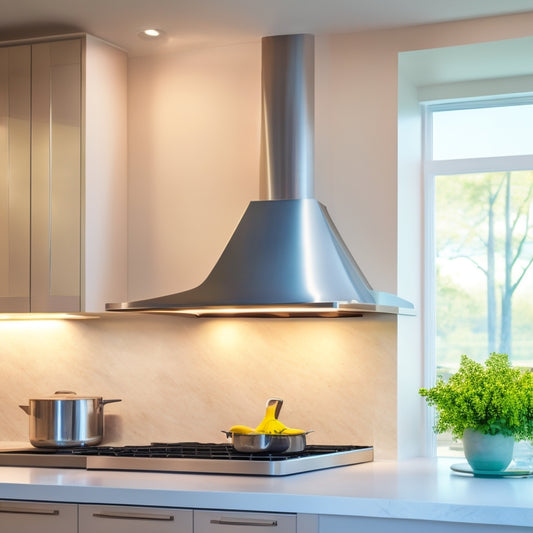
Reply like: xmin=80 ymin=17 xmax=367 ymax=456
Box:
xmin=195 ymin=510 xmax=296 ymax=533
xmin=0 ymin=500 xmax=77 ymax=533
xmin=79 ymin=504 xmax=193 ymax=533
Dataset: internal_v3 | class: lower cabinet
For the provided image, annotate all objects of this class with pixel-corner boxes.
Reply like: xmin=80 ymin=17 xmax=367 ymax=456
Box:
xmin=319 ymin=515 xmax=533 ymax=533
xmin=0 ymin=500 xmax=77 ymax=533
xmin=194 ymin=510 xmax=297 ymax=532
xmin=80 ymin=507 xmax=297 ymax=533
xmin=0 ymin=501 xmax=302 ymax=533
xmin=79 ymin=504 xmax=193 ymax=533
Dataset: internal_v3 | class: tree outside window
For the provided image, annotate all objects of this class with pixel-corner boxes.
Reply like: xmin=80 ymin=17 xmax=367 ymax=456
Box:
xmin=435 ymin=170 xmax=533 ymax=369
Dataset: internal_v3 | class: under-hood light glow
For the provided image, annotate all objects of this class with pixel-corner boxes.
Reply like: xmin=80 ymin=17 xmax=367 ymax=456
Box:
xmin=143 ymin=306 xmax=362 ymax=318
xmin=0 ymin=313 xmax=99 ymax=321
xmin=137 ymin=302 xmax=415 ymax=318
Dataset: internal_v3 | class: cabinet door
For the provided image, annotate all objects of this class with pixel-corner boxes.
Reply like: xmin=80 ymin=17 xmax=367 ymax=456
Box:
xmin=194 ymin=510 xmax=296 ymax=533
xmin=0 ymin=500 xmax=77 ymax=533
xmin=0 ymin=45 xmax=31 ymax=312
xmin=319 ymin=515 xmax=533 ymax=532
xmin=31 ymin=39 xmax=81 ymax=312
xmin=79 ymin=504 xmax=193 ymax=533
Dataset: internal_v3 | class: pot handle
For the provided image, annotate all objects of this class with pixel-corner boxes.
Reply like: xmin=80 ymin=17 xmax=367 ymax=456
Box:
xmin=101 ymin=399 xmax=122 ymax=406
xmin=19 ymin=405 xmax=30 ymax=415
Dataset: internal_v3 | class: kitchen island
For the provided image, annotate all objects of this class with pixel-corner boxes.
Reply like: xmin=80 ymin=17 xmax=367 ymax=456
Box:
xmin=0 ymin=457 xmax=532 ymax=531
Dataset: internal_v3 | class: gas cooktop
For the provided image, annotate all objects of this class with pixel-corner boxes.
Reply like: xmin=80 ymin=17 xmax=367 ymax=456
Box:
xmin=0 ymin=443 xmax=373 ymax=476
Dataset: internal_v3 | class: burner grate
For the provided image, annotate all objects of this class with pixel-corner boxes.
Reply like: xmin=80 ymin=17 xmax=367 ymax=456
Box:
xmin=51 ymin=443 xmax=366 ymax=461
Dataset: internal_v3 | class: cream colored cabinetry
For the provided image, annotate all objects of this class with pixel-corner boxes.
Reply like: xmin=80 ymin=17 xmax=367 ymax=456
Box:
xmin=79 ymin=505 xmax=193 ymax=533
xmin=80 ymin=507 xmax=297 ymax=533
xmin=0 ymin=500 xmax=311 ymax=533
xmin=0 ymin=34 xmax=127 ymax=313
xmin=32 ymin=39 xmax=82 ymax=312
xmin=194 ymin=510 xmax=297 ymax=532
xmin=0 ymin=44 xmax=31 ymax=311
xmin=0 ymin=500 xmax=77 ymax=533
xmin=319 ymin=515 xmax=530 ymax=532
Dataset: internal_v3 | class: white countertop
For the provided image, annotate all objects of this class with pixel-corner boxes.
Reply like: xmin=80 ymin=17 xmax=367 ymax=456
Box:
xmin=0 ymin=457 xmax=532 ymax=527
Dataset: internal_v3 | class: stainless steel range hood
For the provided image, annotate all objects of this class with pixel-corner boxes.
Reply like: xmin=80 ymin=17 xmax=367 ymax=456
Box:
xmin=106 ymin=34 xmax=413 ymax=317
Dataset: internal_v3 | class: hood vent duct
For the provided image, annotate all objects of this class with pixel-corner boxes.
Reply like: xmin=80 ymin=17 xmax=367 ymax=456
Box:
xmin=106 ymin=34 xmax=413 ymax=317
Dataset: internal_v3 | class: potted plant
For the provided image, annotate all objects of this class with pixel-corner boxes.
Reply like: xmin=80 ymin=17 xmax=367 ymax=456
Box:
xmin=419 ymin=352 xmax=533 ymax=471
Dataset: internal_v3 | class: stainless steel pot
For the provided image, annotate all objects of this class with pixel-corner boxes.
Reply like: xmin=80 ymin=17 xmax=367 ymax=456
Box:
xmin=19 ymin=391 xmax=121 ymax=448
xmin=223 ymin=430 xmax=309 ymax=453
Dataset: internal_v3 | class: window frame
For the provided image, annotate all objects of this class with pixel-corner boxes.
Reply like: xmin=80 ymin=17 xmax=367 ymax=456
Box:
xmin=422 ymin=94 xmax=533 ymax=455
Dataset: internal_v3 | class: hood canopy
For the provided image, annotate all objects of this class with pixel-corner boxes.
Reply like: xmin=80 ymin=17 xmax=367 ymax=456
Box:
xmin=106 ymin=34 xmax=413 ymax=317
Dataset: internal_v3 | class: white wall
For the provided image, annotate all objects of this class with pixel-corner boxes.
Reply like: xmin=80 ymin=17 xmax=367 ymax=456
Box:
xmin=127 ymin=42 xmax=261 ymax=301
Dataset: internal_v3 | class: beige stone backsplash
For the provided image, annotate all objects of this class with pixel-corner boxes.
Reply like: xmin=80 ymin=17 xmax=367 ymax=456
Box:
xmin=0 ymin=313 xmax=397 ymax=459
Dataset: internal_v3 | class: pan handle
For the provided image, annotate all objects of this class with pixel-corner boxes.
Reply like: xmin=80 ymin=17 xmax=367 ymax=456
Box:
xmin=266 ymin=398 xmax=283 ymax=419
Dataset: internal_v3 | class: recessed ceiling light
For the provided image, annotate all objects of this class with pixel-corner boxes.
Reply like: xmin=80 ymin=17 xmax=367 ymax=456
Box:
xmin=139 ymin=29 xmax=165 ymax=39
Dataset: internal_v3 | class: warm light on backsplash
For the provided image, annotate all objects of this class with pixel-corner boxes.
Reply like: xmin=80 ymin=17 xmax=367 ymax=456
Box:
xmin=203 ymin=320 xmax=246 ymax=349
xmin=0 ymin=319 xmax=68 ymax=333
xmin=0 ymin=313 xmax=398 ymax=459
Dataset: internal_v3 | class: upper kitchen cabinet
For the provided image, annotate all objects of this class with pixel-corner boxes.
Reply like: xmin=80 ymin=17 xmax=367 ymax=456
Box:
xmin=0 ymin=44 xmax=30 ymax=312
xmin=0 ymin=35 xmax=127 ymax=313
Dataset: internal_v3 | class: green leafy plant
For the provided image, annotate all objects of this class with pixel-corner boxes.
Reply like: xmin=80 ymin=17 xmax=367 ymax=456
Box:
xmin=419 ymin=352 xmax=533 ymax=440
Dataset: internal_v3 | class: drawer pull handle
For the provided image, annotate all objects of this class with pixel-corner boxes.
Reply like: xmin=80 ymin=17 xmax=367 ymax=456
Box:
xmin=93 ymin=511 xmax=174 ymax=521
xmin=210 ymin=518 xmax=278 ymax=527
xmin=0 ymin=507 xmax=60 ymax=516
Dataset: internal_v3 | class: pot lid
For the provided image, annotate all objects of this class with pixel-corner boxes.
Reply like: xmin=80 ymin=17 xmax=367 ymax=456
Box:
xmin=29 ymin=391 xmax=102 ymax=401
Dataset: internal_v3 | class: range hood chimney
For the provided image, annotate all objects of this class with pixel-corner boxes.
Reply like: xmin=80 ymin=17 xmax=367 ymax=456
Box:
xmin=106 ymin=34 xmax=414 ymax=317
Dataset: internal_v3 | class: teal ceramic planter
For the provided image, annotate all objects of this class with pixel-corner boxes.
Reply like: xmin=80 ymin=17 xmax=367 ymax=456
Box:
xmin=462 ymin=428 xmax=515 ymax=471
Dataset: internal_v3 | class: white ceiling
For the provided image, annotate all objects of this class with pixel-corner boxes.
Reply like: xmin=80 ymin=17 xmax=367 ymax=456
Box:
xmin=2 ymin=0 xmax=533 ymax=57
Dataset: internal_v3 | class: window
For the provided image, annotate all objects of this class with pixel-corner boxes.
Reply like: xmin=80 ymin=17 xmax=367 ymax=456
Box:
xmin=423 ymin=97 xmax=533 ymax=455
xmin=431 ymin=103 xmax=533 ymax=160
